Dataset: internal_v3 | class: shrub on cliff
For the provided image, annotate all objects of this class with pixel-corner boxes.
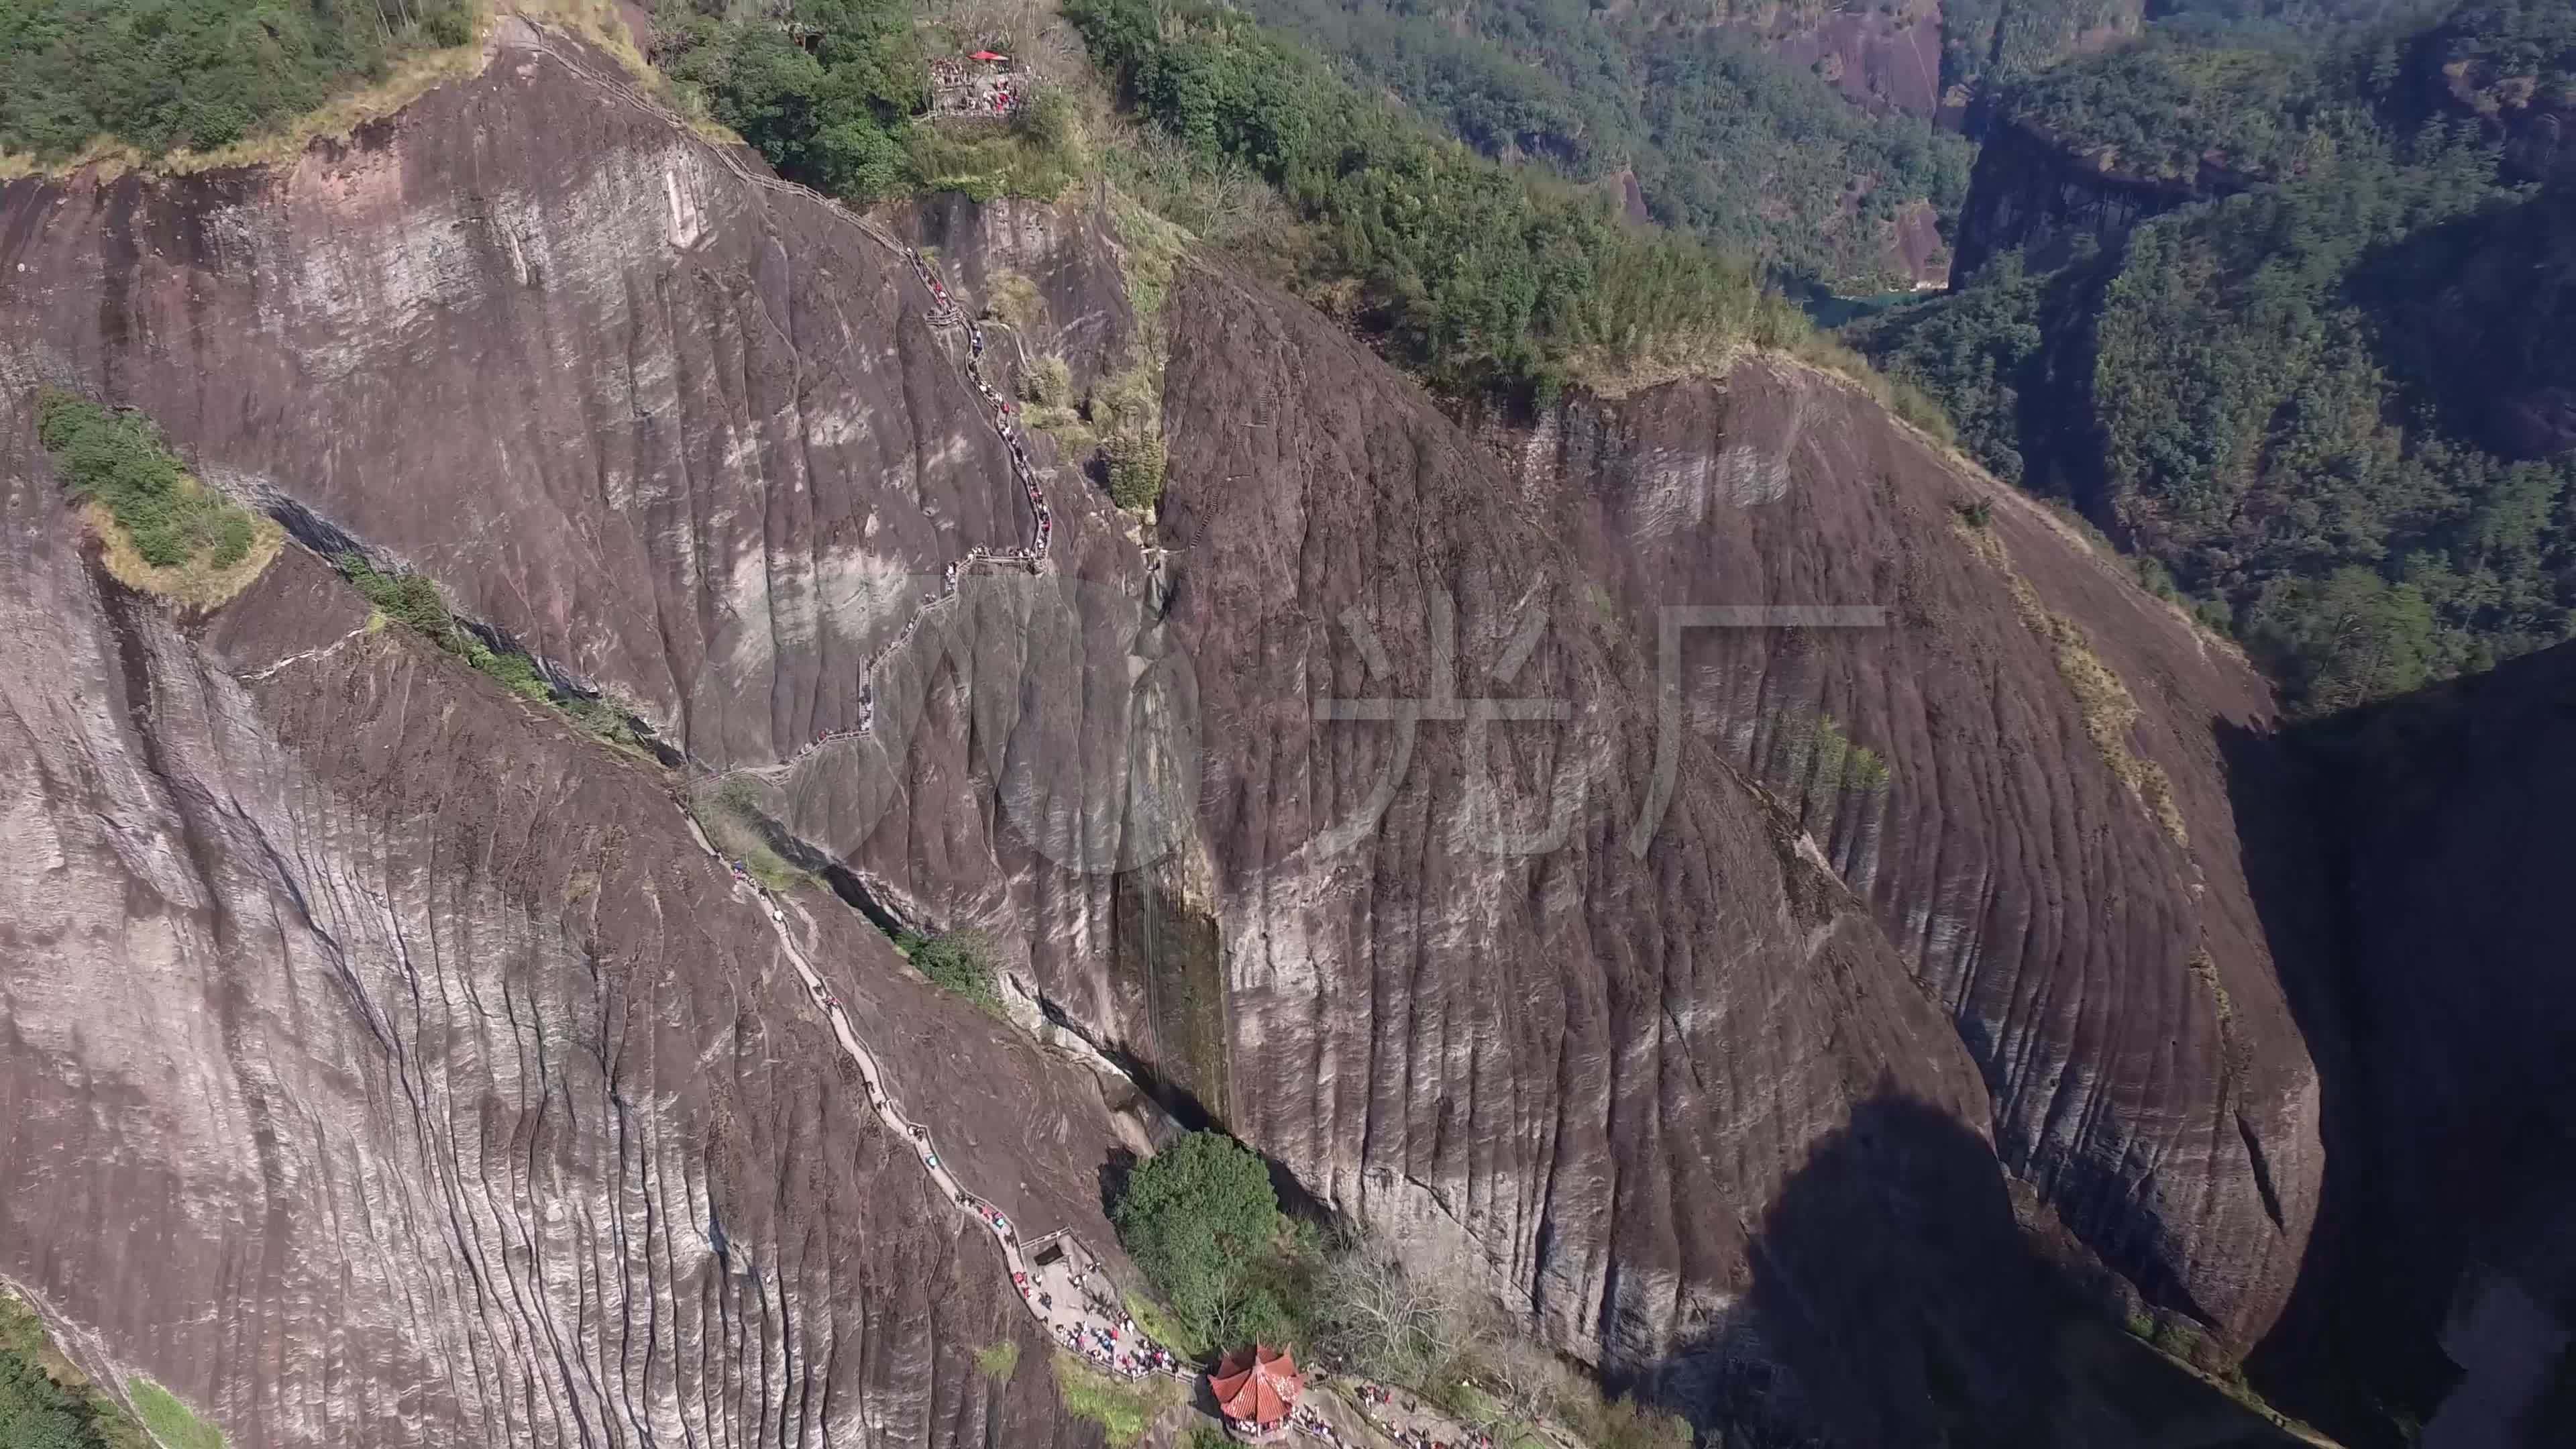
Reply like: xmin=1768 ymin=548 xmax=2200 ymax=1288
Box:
xmin=0 ymin=1354 xmax=96 ymax=1449
xmin=36 ymin=391 xmax=260 ymax=571
xmin=897 ymin=930 xmax=1000 ymax=1009
xmin=0 ymin=0 xmax=476 ymax=159
xmin=338 ymin=555 xmax=562 ymax=708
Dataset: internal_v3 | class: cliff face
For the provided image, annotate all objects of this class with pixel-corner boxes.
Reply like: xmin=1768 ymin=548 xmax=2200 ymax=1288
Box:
xmin=0 ymin=27 xmax=1134 ymax=777
xmin=1495 ymin=365 xmax=2318 ymax=1351
xmin=0 ymin=17 xmax=2333 ymax=1448
xmin=1948 ymin=117 xmax=2206 ymax=279
xmin=0 ymin=500 xmax=1138 ymax=1447
xmin=0 ymin=24 xmax=1148 ymax=1449
xmin=1760 ymin=0 xmax=1949 ymax=120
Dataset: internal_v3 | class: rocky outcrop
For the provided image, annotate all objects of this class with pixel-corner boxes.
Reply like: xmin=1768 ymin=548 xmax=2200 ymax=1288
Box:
xmin=1948 ymin=117 xmax=2208 ymax=279
xmin=1762 ymin=0 xmax=1948 ymax=120
xmin=1493 ymin=362 xmax=2318 ymax=1352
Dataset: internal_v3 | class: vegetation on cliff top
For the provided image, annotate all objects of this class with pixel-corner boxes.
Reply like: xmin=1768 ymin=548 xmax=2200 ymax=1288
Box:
xmin=1069 ymin=0 xmax=1850 ymax=405
xmin=0 ymin=0 xmax=475 ymax=160
xmin=651 ymin=0 xmax=1085 ymax=204
xmin=651 ymin=0 xmax=922 ymax=200
xmin=1227 ymin=0 xmax=1973 ymax=290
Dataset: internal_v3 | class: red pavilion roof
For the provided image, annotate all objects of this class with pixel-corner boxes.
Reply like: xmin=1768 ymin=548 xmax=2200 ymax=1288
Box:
xmin=1210 ymin=1344 xmax=1302 ymax=1428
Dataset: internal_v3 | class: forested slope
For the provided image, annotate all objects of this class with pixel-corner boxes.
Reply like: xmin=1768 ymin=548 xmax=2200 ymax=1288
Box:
xmin=0 ymin=0 xmax=476 ymax=158
xmin=1858 ymin=0 xmax=2576 ymax=712
xmin=1225 ymin=0 xmax=1974 ymax=289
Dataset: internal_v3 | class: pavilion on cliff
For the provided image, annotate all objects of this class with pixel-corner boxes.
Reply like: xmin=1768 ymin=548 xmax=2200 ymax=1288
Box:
xmin=1210 ymin=1344 xmax=1302 ymax=1442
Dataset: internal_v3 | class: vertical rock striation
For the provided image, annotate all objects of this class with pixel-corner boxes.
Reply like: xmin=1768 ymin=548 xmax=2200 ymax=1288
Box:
xmin=0 ymin=409 xmax=1131 ymax=1446
xmin=1497 ymin=363 xmax=2320 ymax=1350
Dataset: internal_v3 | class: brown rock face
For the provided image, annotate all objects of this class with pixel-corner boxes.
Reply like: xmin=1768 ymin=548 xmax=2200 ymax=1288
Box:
xmin=0 ymin=28 xmax=1142 ymax=1449
xmin=1763 ymin=0 xmax=1947 ymax=119
xmin=0 ymin=18 xmax=2324 ymax=1446
xmin=1949 ymin=119 xmax=2210 ymax=280
xmin=0 ymin=26 xmax=1129 ymax=778
xmin=0 ymin=509 xmax=1134 ymax=1446
xmin=1143 ymin=269 xmax=1993 ymax=1368
xmin=1491 ymin=364 xmax=2320 ymax=1350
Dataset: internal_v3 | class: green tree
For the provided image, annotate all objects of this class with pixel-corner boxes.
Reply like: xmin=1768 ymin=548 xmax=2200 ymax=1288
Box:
xmin=653 ymin=0 xmax=922 ymax=203
xmin=1112 ymin=1131 xmax=1287 ymax=1346
xmin=898 ymin=930 xmax=1000 ymax=1009
xmin=2246 ymin=568 xmax=2439 ymax=712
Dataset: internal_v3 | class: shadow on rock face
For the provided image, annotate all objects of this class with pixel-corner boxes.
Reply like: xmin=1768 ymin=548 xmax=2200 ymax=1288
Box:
xmin=1633 ymin=1083 xmax=2304 ymax=1448
xmin=2223 ymin=644 xmax=2576 ymax=1448
xmin=1097 ymin=1146 xmax=1140 ymax=1226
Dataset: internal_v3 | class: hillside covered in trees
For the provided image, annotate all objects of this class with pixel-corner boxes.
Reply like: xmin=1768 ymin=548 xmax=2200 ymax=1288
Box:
xmin=1858 ymin=0 xmax=2576 ymax=712
xmin=0 ymin=0 xmax=476 ymax=158
xmin=1226 ymin=0 xmax=1975 ymax=290
xmin=1067 ymin=0 xmax=1856 ymax=404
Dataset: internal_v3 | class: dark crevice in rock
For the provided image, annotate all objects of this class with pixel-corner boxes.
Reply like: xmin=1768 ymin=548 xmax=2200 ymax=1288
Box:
xmin=250 ymin=488 xmax=684 ymax=765
xmin=2239 ymin=1112 xmax=2288 ymax=1233
xmin=1038 ymin=989 xmax=1216 ymax=1135
xmin=1111 ymin=863 xmax=1229 ymax=1127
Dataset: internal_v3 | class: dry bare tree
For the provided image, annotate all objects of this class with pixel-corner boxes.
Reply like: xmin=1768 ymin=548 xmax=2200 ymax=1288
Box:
xmin=1311 ymin=1246 xmax=1456 ymax=1383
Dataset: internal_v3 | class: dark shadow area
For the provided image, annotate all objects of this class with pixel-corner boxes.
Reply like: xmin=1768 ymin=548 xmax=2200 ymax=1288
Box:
xmin=1039 ymin=988 xmax=1219 ymax=1135
xmin=1110 ymin=864 xmax=1231 ymax=1126
xmin=808 ymin=857 xmax=911 ymax=940
xmin=1839 ymin=236 xmax=2124 ymax=524
xmin=1632 ymin=1083 xmax=2302 ymax=1448
xmin=2224 ymin=639 xmax=2576 ymax=1448
xmin=1095 ymin=1145 xmax=1140 ymax=1226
